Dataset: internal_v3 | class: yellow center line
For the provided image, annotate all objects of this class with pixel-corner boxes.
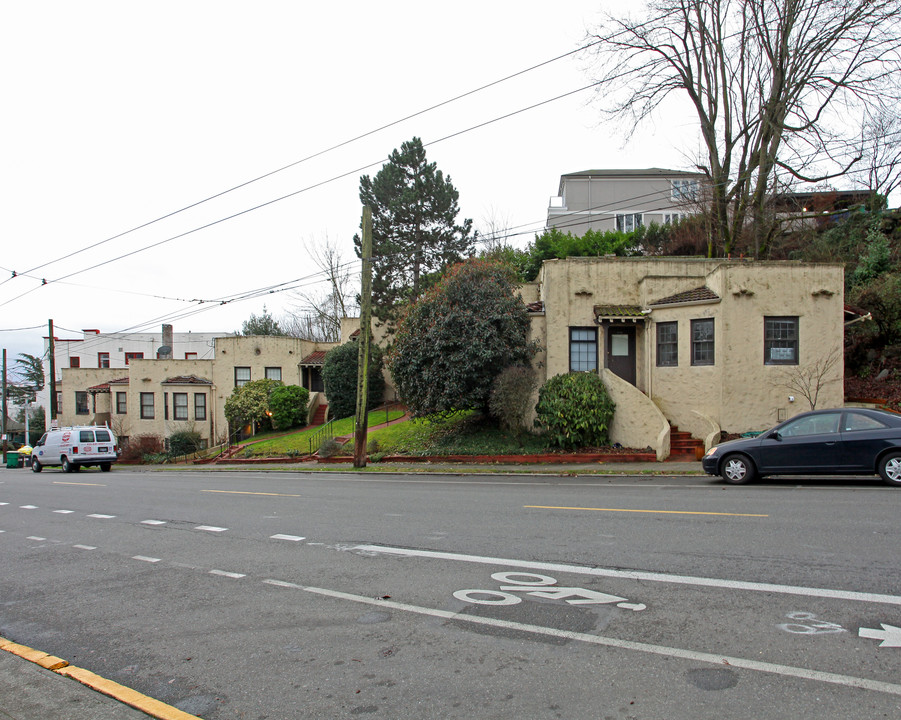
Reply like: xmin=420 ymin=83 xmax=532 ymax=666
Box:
xmin=53 ymin=482 xmax=106 ymax=487
xmin=524 ymin=505 xmax=768 ymax=517
xmin=202 ymin=490 xmax=302 ymax=497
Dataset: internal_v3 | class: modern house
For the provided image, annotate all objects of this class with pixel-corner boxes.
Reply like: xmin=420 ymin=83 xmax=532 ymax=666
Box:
xmin=520 ymin=256 xmax=845 ymax=459
xmin=546 ymin=168 xmax=707 ymax=236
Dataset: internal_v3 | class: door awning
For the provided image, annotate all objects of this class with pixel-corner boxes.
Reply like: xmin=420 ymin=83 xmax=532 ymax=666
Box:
xmin=594 ymin=305 xmax=647 ymax=323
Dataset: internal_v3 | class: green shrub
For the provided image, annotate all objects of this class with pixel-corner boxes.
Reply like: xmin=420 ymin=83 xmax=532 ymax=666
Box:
xmin=489 ymin=365 xmax=537 ymax=442
xmin=168 ymin=430 xmax=203 ymax=457
xmin=534 ymin=372 xmax=616 ymax=449
xmin=322 ymin=340 xmax=385 ymax=420
xmin=269 ymin=385 xmax=310 ymax=430
xmin=318 ymin=437 xmax=342 ymax=458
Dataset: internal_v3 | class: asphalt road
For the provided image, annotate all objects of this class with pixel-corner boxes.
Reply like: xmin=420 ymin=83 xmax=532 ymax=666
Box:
xmin=2 ymin=465 xmax=901 ymax=719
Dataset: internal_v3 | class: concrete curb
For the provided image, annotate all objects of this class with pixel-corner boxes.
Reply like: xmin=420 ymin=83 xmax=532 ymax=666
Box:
xmin=0 ymin=635 xmax=200 ymax=720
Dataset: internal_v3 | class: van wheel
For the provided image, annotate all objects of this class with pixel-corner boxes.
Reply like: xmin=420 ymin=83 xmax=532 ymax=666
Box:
xmin=31 ymin=459 xmax=42 ymax=473
xmin=100 ymin=463 xmax=112 ymax=472
xmin=62 ymin=457 xmax=73 ymax=473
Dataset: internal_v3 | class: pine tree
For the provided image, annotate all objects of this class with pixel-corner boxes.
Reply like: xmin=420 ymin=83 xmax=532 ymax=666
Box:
xmin=354 ymin=137 xmax=474 ymax=321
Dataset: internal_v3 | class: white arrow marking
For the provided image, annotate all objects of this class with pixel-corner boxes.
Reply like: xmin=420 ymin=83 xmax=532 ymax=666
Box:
xmin=859 ymin=624 xmax=901 ymax=648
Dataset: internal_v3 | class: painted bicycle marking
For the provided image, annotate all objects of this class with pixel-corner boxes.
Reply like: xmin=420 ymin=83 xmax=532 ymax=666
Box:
xmin=777 ymin=611 xmax=846 ymax=635
xmin=453 ymin=572 xmax=646 ymax=611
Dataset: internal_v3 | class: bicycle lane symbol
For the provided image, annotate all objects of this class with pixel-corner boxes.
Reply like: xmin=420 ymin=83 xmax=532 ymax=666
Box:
xmin=453 ymin=572 xmax=646 ymax=611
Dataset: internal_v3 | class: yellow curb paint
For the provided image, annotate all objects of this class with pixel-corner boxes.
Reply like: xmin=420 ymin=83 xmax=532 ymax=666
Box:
xmin=524 ymin=505 xmax=768 ymax=517
xmin=1 ymin=636 xmax=199 ymax=720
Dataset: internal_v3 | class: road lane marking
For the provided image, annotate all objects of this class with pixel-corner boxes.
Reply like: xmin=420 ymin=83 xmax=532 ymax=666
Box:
xmin=525 ymin=505 xmax=768 ymax=517
xmin=73 ymin=545 xmax=96 ymax=550
xmin=202 ymin=490 xmax=302 ymax=497
xmin=262 ymin=580 xmax=901 ymax=696
xmin=195 ymin=525 xmax=227 ymax=532
xmin=141 ymin=519 xmax=166 ymax=525
xmin=355 ymin=545 xmax=901 ymax=606
xmin=133 ymin=556 xmax=161 ymax=563
xmin=27 ymin=537 xmax=46 ymax=541
xmin=270 ymin=534 xmax=305 ymax=542
xmin=53 ymin=510 xmax=74 ymax=514
xmin=53 ymin=482 xmax=106 ymax=487
xmin=20 ymin=505 xmax=38 ymax=509
xmin=87 ymin=514 xmax=115 ymax=519
xmin=210 ymin=569 xmax=245 ymax=579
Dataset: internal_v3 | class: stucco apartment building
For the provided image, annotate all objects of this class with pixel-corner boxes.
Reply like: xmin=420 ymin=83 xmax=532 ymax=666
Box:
xmin=51 ymin=333 xmax=337 ymax=449
xmin=521 ymin=257 xmax=845 ymax=459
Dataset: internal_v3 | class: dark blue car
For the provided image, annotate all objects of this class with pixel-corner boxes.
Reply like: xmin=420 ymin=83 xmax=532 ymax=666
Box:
xmin=702 ymin=408 xmax=901 ymax=485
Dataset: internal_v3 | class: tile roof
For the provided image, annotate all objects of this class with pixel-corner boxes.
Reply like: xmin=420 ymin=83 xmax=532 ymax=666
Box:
xmin=650 ymin=286 xmax=720 ymax=307
xmin=301 ymin=350 xmax=328 ymax=365
xmin=593 ymin=305 xmax=646 ymax=319
xmin=87 ymin=377 xmax=129 ymax=392
xmin=162 ymin=374 xmax=212 ymax=385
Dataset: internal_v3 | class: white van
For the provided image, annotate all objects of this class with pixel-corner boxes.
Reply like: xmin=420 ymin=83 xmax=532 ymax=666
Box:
xmin=32 ymin=426 xmax=119 ymax=473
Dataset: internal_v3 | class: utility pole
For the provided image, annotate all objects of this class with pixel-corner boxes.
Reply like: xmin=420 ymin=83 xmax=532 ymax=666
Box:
xmin=353 ymin=205 xmax=373 ymax=469
xmin=48 ymin=319 xmax=57 ymax=424
xmin=2 ymin=349 xmax=7 ymax=465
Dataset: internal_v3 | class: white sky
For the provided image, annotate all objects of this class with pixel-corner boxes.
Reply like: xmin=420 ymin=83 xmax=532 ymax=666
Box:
xmin=1 ymin=0 xmax=709 ymax=363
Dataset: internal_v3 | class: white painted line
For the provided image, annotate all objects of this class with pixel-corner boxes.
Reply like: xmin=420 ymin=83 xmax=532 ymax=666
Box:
xmin=263 ymin=580 xmax=901 ymax=697
xmin=210 ymin=569 xmax=245 ymax=579
xmin=73 ymin=544 xmax=96 ymax=550
xmin=27 ymin=536 xmax=46 ymax=541
xmin=0 ymin=502 xmax=8 ymax=506
xmin=270 ymin=534 xmax=305 ymax=542
xmin=54 ymin=510 xmax=74 ymax=514
xmin=141 ymin=519 xmax=166 ymax=525
xmin=20 ymin=505 xmax=38 ymax=510
xmin=87 ymin=514 xmax=115 ymax=519
xmin=195 ymin=525 xmax=228 ymax=533
xmin=355 ymin=545 xmax=901 ymax=607
xmin=133 ymin=555 xmax=161 ymax=563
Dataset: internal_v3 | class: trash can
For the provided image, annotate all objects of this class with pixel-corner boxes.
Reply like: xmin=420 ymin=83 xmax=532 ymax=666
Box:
xmin=6 ymin=452 xmax=21 ymax=469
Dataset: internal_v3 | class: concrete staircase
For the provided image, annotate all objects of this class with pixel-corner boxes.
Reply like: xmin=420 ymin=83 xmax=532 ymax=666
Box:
xmin=669 ymin=427 xmax=705 ymax=461
xmin=311 ymin=404 xmax=328 ymax=426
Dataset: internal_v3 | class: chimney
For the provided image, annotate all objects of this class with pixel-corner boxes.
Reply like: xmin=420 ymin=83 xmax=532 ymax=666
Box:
xmin=159 ymin=324 xmax=174 ymax=359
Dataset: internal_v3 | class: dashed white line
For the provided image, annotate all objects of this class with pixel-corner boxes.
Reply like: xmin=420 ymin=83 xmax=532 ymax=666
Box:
xmin=195 ymin=525 xmax=228 ymax=533
xmin=54 ymin=510 xmax=74 ymax=514
xmin=20 ymin=505 xmax=38 ymax=510
xmin=132 ymin=556 xmax=161 ymax=563
xmin=73 ymin=544 xmax=96 ymax=550
xmin=141 ymin=519 xmax=166 ymax=525
xmin=88 ymin=514 xmax=115 ymax=519
xmin=0 ymin=502 xmax=8 ymax=506
xmin=210 ymin=569 xmax=245 ymax=579
xmin=27 ymin=536 xmax=46 ymax=541
xmin=270 ymin=534 xmax=305 ymax=542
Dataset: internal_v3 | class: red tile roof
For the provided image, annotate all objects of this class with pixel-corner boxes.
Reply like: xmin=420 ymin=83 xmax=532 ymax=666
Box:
xmin=301 ymin=351 xmax=328 ymax=365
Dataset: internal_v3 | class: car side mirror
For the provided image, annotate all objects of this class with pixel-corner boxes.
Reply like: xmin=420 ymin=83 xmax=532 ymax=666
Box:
xmin=770 ymin=430 xmax=782 ymax=441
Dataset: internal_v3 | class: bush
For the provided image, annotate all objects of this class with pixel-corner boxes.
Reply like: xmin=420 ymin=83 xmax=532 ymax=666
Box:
xmin=489 ymin=365 xmax=537 ymax=442
xmin=269 ymin=385 xmax=310 ymax=430
xmin=322 ymin=340 xmax=385 ymax=420
xmin=317 ymin=437 xmax=342 ymax=458
xmin=534 ymin=372 xmax=616 ymax=449
xmin=168 ymin=430 xmax=203 ymax=457
xmin=119 ymin=434 xmax=164 ymax=463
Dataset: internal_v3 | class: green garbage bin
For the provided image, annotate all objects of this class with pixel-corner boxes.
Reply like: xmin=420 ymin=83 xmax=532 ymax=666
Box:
xmin=6 ymin=452 xmax=20 ymax=469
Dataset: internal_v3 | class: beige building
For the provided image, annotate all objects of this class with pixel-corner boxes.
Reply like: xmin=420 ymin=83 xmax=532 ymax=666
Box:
xmin=56 ymin=335 xmax=338 ymax=448
xmin=521 ymin=257 xmax=845 ymax=459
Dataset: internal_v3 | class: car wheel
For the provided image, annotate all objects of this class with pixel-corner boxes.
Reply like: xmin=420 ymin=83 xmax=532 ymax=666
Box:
xmin=100 ymin=463 xmax=111 ymax=472
xmin=62 ymin=457 xmax=73 ymax=473
xmin=31 ymin=459 xmax=42 ymax=473
xmin=721 ymin=453 xmax=756 ymax=484
xmin=878 ymin=452 xmax=901 ymax=486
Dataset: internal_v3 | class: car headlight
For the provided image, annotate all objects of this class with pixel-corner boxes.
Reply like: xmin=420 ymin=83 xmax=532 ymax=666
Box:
xmin=704 ymin=446 xmax=719 ymax=458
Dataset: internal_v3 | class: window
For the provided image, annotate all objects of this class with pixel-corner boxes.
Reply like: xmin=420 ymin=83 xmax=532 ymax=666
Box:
xmin=164 ymin=393 xmax=169 ymax=420
xmin=184 ymin=352 xmax=197 ymax=360
xmin=615 ymin=213 xmax=643 ymax=233
xmin=95 ymin=429 xmax=111 ymax=443
xmin=75 ymin=391 xmax=89 ymax=415
xmin=780 ymin=412 xmax=840 ymax=437
xmin=663 ymin=213 xmax=684 ymax=225
xmin=79 ymin=430 xmax=94 ymax=442
xmin=672 ymin=179 xmax=699 ymax=201
xmin=265 ymin=367 xmax=282 ymax=381
xmin=98 ymin=352 xmax=110 ymax=368
xmin=656 ymin=322 xmax=678 ymax=367
xmin=125 ymin=352 xmax=144 ymax=365
xmin=173 ymin=393 xmax=188 ymax=421
xmin=194 ymin=393 xmax=207 ymax=421
xmin=235 ymin=367 xmax=251 ymax=387
xmin=765 ymin=316 xmax=799 ymax=365
xmin=844 ymin=412 xmax=889 ymax=432
xmin=69 ymin=357 xmax=80 ymax=368
xmin=116 ymin=392 xmax=127 ymax=414
xmin=569 ymin=328 xmax=598 ymax=372
xmin=691 ymin=319 xmax=715 ymax=366
xmin=140 ymin=392 xmax=155 ymax=419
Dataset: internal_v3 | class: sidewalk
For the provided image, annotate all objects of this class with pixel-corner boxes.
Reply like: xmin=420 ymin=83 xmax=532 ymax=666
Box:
xmin=0 ymin=637 xmax=198 ymax=720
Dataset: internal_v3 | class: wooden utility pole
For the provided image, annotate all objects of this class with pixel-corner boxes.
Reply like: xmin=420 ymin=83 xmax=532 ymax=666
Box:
xmin=2 ymin=349 xmax=7 ymax=464
xmin=353 ymin=206 xmax=373 ymax=469
xmin=48 ymin=319 xmax=57 ymax=424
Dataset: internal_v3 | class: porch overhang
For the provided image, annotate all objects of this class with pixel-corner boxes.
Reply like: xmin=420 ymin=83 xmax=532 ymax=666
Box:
xmin=594 ymin=305 xmax=647 ymax=324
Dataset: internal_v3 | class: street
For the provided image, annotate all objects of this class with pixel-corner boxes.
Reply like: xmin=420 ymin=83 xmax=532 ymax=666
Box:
xmin=2 ymin=466 xmax=901 ymax=719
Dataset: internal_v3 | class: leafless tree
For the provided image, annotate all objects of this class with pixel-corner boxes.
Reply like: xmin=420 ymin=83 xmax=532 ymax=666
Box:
xmin=477 ymin=207 xmax=513 ymax=255
xmin=778 ymin=346 xmax=842 ymax=410
xmin=585 ymin=0 xmax=901 ymax=257
xmin=283 ymin=236 xmax=359 ymax=343
xmin=853 ymin=107 xmax=901 ymax=204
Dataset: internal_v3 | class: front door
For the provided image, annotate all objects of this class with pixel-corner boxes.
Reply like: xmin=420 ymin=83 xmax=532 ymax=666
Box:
xmin=606 ymin=325 xmax=636 ymax=385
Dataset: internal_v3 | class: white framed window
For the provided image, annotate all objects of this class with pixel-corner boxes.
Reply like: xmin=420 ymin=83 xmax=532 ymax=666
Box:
xmin=615 ymin=213 xmax=643 ymax=233
xmin=663 ymin=213 xmax=685 ymax=225
xmin=569 ymin=328 xmax=598 ymax=372
xmin=173 ymin=393 xmax=189 ymax=421
xmin=235 ymin=367 xmax=251 ymax=387
xmin=265 ymin=367 xmax=282 ymax=381
xmin=672 ymin=179 xmax=699 ymax=201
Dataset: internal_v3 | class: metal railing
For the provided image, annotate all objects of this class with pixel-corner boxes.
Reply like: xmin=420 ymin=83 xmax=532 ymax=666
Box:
xmin=308 ymin=419 xmax=336 ymax=456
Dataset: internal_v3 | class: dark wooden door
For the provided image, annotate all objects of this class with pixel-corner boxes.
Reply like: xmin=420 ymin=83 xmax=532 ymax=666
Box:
xmin=606 ymin=325 xmax=636 ymax=385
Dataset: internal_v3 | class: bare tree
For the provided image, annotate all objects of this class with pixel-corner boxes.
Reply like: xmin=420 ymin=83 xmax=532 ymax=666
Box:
xmin=477 ymin=207 xmax=513 ymax=255
xmin=778 ymin=346 xmax=842 ymax=410
xmin=284 ymin=236 xmax=359 ymax=342
xmin=854 ymin=107 xmax=901 ymax=203
xmin=585 ymin=0 xmax=901 ymax=257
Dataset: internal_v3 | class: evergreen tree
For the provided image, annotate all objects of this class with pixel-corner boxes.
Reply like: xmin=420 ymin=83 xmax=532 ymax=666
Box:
xmin=354 ymin=137 xmax=474 ymax=321
xmin=240 ymin=305 xmax=286 ymax=336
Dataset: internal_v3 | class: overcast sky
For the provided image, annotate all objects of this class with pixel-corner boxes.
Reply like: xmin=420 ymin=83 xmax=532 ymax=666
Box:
xmin=2 ymin=1 xmax=711 ymax=362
